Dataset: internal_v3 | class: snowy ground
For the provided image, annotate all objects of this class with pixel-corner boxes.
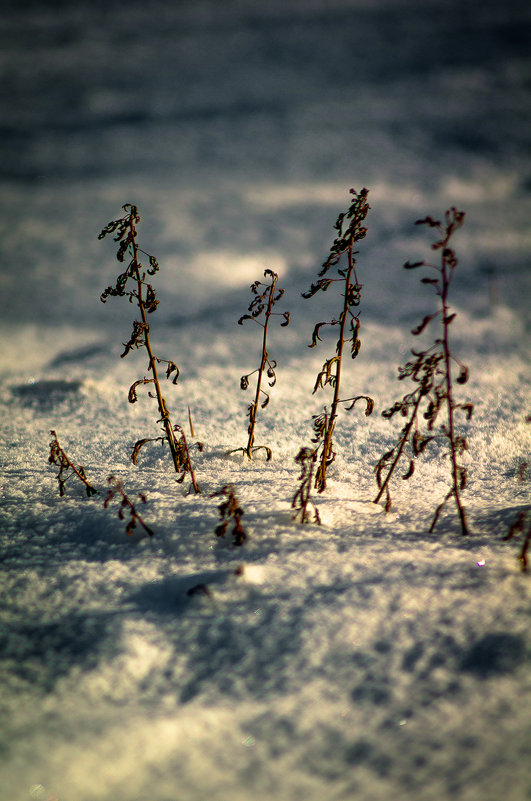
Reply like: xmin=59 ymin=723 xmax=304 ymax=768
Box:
xmin=1 ymin=0 xmax=530 ymax=799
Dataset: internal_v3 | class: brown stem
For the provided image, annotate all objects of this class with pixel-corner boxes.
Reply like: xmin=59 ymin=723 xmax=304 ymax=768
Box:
xmin=50 ymin=431 xmax=97 ymax=496
xmin=373 ymin=392 xmax=423 ymax=504
xmin=440 ymin=239 xmax=469 ymax=535
xmin=179 ymin=428 xmax=201 ymax=494
xmin=315 ymin=247 xmax=354 ymax=491
xmin=129 ymin=224 xmax=182 ymax=476
xmin=245 ymin=273 xmax=277 ymax=459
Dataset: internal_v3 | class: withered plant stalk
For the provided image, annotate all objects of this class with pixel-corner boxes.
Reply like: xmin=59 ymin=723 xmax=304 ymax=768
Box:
xmin=232 ymin=269 xmax=289 ymax=460
xmin=300 ymin=188 xmax=373 ymax=494
xmin=99 ymin=204 xmax=200 ymax=492
xmin=48 ymin=430 xmax=98 ymax=497
xmin=374 ymin=207 xmax=472 ymax=536
xmin=211 ymin=484 xmax=247 ymax=545
xmin=291 ymin=447 xmax=321 ymax=524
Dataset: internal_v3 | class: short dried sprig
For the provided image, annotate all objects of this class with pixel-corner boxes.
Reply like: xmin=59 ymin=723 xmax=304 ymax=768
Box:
xmin=291 ymin=447 xmax=322 ymax=525
xmin=230 ymin=269 xmax=289 ymax=460
xmin=374 ymin=207 xmax=472 ymax=535
xmin=211 ymin=484 xmax=247 ymax=545
xmin=301 ymin=188 xmax=373 ymax=492
xmin=48 ymin=430 xmax=98 ymax=497
xmin=103 ymin=475 xmax=154 ymax=537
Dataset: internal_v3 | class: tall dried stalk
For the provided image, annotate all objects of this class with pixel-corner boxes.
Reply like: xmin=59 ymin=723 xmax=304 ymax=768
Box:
xmin=231 ymin=269 xmax=289 ymax=460
xmin=300 ymin=188 xmax=373 ymax=494
xmin=99 ymin=204 xmax=200 ymax=492
xmin=374 ymin=207 xmax=472 ymax=535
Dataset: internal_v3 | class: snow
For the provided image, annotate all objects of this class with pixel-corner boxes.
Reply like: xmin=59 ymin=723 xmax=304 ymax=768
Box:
xmin=1 ymin=0 xmax=530 ymax=799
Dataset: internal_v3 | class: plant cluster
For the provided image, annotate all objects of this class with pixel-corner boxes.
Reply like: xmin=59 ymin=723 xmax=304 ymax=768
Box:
xmin=46 ymin=192 xmax=527 ymax=565
xmin=48 ymin=432 xmax=156 ymax=536
xmin=231 ymin=269 xmax=289 ymax=460
xmin=373 ymin=208 xmax=472 ymax=535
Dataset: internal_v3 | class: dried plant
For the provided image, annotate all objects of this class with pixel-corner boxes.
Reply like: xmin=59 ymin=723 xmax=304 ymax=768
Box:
xmin=298 ymin=188 xmax=374 ymax=495
xmin=374 ymin=207 xmax=472 ymax=536
xmin=99 ymin=204 xmax=199 ymax=491
xmin=103 ymin=475 xmax=154 ymax=537
xmin=229 ymin=269 xmax=289 ymax=460
xmin=291 ymin=447 xmax=321 ymax=524
xmin=48 ymin=430 xmax=98 ymax=497
xmin=211 ymin=484 xmax=247 ymax=545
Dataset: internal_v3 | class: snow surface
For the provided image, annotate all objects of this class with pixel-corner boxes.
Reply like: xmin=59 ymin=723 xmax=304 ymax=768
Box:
xmin=1 ymin=0 xmax=530 ymax=799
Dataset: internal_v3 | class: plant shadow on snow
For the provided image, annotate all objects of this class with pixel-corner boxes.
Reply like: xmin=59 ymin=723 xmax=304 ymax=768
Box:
xmin=47 ymin=342 xmax=109 ymax=368
xmin=123 ymin=572 xmax=305 ymax=703
xmin=0 ymin=610 xmax=121 ymax=694
xmin=126 ymin=570 xmax=238 ymax=616
xmin=10 ymin=379 xmax=85 ymax=413
xmin=459 ymin=632 xmax=528 ymax=678
xmin=0 ymin=494 xmax=159 ymax=566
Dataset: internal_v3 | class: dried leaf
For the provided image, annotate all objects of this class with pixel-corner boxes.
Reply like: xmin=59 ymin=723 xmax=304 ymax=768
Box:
xmin=309 ymin=321 xmax=328 ymax=348
xmin=415 ymin=216 xmax=441 ymax=227
xmin=402 ymin=459 xmax=415 ymax=480
xmin=456 ymin=366 xmax=469 ymax=384
xmin=131 ymin=437 xmax=158 ymax=465
xmin=411 ymin=314 xmax=435 ymax=336
xmin=165 ymin=361 xmax=180 ymax=384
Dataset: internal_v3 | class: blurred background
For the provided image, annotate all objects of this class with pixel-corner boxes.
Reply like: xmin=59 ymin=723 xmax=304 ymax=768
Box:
xmin=0 ymin=0 xmax=529 ymax=335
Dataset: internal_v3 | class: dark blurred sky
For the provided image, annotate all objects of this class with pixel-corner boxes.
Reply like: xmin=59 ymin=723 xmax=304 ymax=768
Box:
xmin=0 ymin=0 xmax=529 ymax=184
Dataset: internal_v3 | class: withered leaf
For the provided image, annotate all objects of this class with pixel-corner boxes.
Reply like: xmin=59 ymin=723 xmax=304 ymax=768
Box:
xmin=411 ymin=314 xmax=435 ymax=336
xmin=309 ymin=321 xmax=328 ymax=348
xmin=460 ymin=403 xmax=474 ymax=420
xmin=128 ymin=378 xmax=154 ymax=404
xmin=415 ymin=216 xmax=441 ymax=228
xmin=344 ymin=395 xmax=374 ymax=416
xmin=165 ymin=361 xmax=180 ymax=384
xmin=456 ymin=366 xmax=469 ymax=384
xmin=131 ymin=437 xmax=159 ymax=465
xmin=402 ymin=459 xmax=415 ymax=480
xmin=147 ymin=255 xmax=159 ymax=275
